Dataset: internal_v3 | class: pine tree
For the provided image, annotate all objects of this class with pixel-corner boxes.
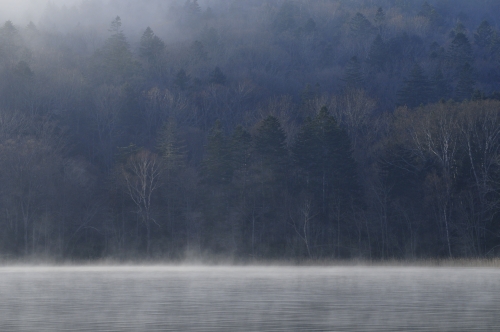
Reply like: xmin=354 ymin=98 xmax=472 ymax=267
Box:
xmin=273 ymin=1 xmax=298 ymax=33
xmin=474 ymin=20 xmax=493 ymax=49
xmin=293 ymin=107 xmax=360 ymax=217
xmin=448 ymin=32 xmax=473 ymax=70
xmin=455 ymin=63 xmax=475 ymax=101
xmin=254 ymin=116 xmax=288 ymax=170
xmin=367 ymin=34 xmax=387 ymax=72
xmin=349 ymin=12 xmax=374 ymax=39
xmin=342 ymin=56 xmax=364 ymax=89
xmin=157 ymin=120 xmax=186 ymax=173
xmin=209 ymin=66 xmax=226 ymax=85
xmin=174 ymin=69 xmax=190 ymax=90
xmin=94 ymin=16 xmax=137 ymax=84
xmin=231 ymin=125 xmax=252 ymax=173
xmin=374 ymin=7 xmax=385 ymax=33
xmin=303 ymin=18 xmax=317 ymax=35
xmin=191 ymin=40 xmax=208 ymax=62
xmin=200 ymin=120 xmax=233 ymax=185
xmin=430 ymin=68 xmax=450 ymax=102
xmin=418 ymin=2 xmax=442 ymax=26
xmin=397 ymin=63 xmax=431 ymax=107
xmin=139 ymin=27 xmax=166 ymax=64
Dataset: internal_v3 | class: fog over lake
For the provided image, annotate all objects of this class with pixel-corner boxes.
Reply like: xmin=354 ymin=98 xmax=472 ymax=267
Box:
xmin=0 ymin=265 xmax=498 ymax=331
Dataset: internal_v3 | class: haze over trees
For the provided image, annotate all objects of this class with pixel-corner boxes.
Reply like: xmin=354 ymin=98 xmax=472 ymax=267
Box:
xmin=1 ymin=0 xmax=500 ymax=260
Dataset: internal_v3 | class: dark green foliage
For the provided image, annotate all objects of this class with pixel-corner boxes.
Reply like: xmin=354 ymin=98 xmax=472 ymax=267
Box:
xmin=398 ymin=63 xmax=432 ymax=107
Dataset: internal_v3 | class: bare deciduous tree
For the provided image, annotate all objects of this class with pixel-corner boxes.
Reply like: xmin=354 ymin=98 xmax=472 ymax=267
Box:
xmin=121 ymin=150 xmax=162 ymax=255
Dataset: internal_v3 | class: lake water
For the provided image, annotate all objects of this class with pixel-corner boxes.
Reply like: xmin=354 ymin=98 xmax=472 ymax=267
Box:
xmin=0 ymin=265 xmax=498 ymax=331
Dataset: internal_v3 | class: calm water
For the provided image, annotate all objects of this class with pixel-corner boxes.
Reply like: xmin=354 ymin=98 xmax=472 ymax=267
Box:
xmin=0 ymin=265 xmax=498 ymax=331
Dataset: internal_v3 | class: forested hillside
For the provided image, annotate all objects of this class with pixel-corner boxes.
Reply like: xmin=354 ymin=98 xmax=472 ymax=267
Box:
xmin=1 ymin=0 xmax=500 ymax=260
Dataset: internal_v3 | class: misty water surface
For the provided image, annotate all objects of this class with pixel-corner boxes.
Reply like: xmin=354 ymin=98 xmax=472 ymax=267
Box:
xmin=0 ymin=265 xmax=498 ymax=331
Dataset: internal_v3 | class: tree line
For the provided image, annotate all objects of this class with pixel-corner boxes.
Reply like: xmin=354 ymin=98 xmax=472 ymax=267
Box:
xmin=1 ymin=0 xmax=500 ymax=260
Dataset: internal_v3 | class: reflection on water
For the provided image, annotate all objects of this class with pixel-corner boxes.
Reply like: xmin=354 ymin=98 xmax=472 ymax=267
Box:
xmin=0 ymin=265 xmax=499 ymax=331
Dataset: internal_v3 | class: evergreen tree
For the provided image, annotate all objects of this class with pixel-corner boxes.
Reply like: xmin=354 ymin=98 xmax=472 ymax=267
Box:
xmin=474 ymin=20 xmax=493 ymax=49
xmin=320 ymin=42 xmax=335 ymax=67
xmin=455 ymin=63 xmax=475 ymax=101
xmin=93 ymin=16 xmax=137 ymax=84
xmin=303 ymin=18 xmax=317 ymax=35
xmin=231 ymin=125 xmax=252 ymax=173
xmin=185 ymin=0 xmax=201 ymax=15
xmin=200 ymin=120 xmax=232 ymax=185
xmin=139 ymin=27 xmax=166 ymax=64
xmin=273 ymin=1 xmax=298 ymax=33
xmin=349 ymin=12 xmax=374 ymax=39
xmin=157 ymin=120 xmax=186 ymax=173
xmin=430 ymin=68 xmax=450 ymax=101
xmin=367 ymin=34 xmax=387 ymax=72
xmin=418 ymin=2 xmax=442 ymax=26
xmin=209 ymin=66 xmax=227 ymax=85
xmin=374 ymin=7 xmax=385 ymax=33
xmin=254 ymin=116 xmax=288 ymax=172
xmin=293 ymin=107 xmax=360 ymax=224
xmin=191 ymin=40 xmax=208 ymax=62
xmin=397 ymin=63 xmax=431 ymax=107
xmin=342 ymin=56 xmax=364 ymax=89
xmin=174 ymin=69 xmax=190 ymax=90
xmin=448 ymin=32 xmax=473 ymax=70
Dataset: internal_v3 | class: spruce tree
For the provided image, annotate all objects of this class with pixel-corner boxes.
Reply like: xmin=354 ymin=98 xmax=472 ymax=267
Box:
xmin=397 ymin=63 xmax=431 ymax=107
xmin=231 ymin=125 xmax=252 ymax=173
xmin=474 ymin=20 xmax=493 ymax=49
xmin=349 ymin=12 xmax=374 ymax=39
xmin=455 ymin=63 xmax=475 ymax=101
xmin=448 ymin=32 xmax=473 ymax=70
xmin=374 ymin=7 xmax=385 ymax=33
xmin=139 ymin=27 xmax=166 ymax=65
xmin=367 ymin=34 xmax=387 ymax=72
xmin=342 ymin=56 xmax=364 ymax=89
xmin=430 ymin=68 xmax=450 ymax=102
xmin=254 ymin=116 xmax=288 ymax=171
xmin=174 ymin=69 xmax=190 ymax=90
xmin=200 ymin=120 xmax=233 ymax=185
xmin=293 ymin=107 xmax=360 ymax=219
xmin=209 ymin=66 xmax=227 ymax=85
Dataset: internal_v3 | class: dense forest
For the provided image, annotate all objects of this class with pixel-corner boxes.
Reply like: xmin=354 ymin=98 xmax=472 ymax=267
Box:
xmin=1 ymin=0 xmax=500 ymax=260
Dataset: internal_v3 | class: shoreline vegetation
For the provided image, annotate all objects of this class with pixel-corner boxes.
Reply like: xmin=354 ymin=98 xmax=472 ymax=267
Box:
xmin=1 ymin=1 xmax=500 ymax=261
xmin=1 ymin=257 xmax=500 ymax=268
